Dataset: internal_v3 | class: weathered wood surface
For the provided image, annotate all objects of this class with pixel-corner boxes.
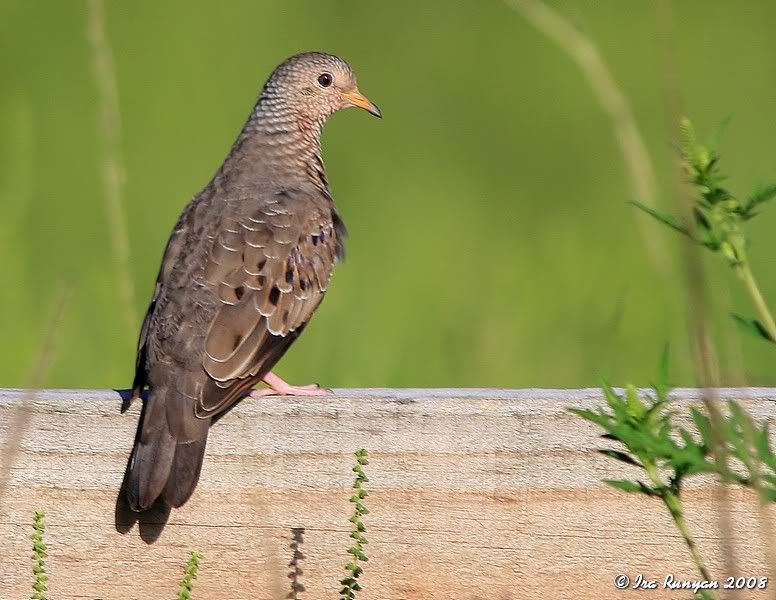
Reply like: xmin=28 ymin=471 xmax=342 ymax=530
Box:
xmin=1 ymin=387 xmax=775 ymax=599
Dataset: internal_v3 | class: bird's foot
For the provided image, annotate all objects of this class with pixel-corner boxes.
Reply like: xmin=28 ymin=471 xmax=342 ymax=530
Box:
xmin=249 ymin=371 xmax=332 ymax=398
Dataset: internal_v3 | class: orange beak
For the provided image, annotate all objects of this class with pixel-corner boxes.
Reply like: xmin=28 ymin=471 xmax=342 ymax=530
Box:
xmin=342 ymin=89 xmax=382 ymax=118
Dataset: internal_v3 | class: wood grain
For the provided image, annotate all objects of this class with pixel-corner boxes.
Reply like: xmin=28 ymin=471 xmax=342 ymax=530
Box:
xmin=1 ymin=387 xmax=775 ymax=599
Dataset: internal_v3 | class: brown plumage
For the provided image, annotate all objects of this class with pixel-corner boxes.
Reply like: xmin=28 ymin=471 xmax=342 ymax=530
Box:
xmin=124 ymin=52 xmax=381 ymax=511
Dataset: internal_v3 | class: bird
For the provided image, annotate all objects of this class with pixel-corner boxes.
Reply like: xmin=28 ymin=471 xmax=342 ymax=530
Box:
xmin=123 ymin=51 xmax=381 ymax=512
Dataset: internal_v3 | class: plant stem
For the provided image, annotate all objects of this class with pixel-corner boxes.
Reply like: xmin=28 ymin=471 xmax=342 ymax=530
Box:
xmin=87 ymin=0 xmax=136 ymax=333
xmin=504 ymin=0 xmax=667 ymax=270
xmin=643 ymin=461 xmax=716 ymax=592
xmin=662 ymin=493 xmax=713 ymax=582
xmin=730 ymin=222 xmax=776 ymax=599
xmin=736 ymin=261 xmax=776 ymax=341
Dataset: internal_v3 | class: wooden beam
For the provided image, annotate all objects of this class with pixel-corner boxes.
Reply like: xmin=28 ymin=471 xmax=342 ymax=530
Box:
xmin=1 ymin=388 xmax=774 ymax=599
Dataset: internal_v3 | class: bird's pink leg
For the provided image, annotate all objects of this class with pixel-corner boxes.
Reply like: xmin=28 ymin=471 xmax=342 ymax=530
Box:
xmin=250 ymin=371 xmax=332 ymax=398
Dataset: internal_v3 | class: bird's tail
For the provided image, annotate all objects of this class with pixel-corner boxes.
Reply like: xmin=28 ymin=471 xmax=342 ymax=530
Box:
xmin=125 ymin=384 xmax=211 ymax=511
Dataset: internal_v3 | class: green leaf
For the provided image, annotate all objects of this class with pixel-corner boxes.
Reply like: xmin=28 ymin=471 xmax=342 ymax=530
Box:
xmin=598 ymin=449 xmax=643 ymax=468
xmin=644 ymin=400 xmax=667 ymax=428
xmin=568 ymin=407 xmax=612 ymax=431
xmin=726 ymin=401 xmax=756 ymax=467
xmin=744 ymin=183 xmax=776 ymax=216
xmin=679 ymin=117 xmax=698 ymax=164
xmin=756 ymin=423 xmax=776 ymax=472
xmin=707 ymin=115 xmax=732 ymax=154
xmin=625 ymin=384 xmax=645 ymax=419
xmin=732 ymin=313 xmax=775 ymax=343
xmin=677 ymin=427 xmax=698 ymax=450
xmin=601 ymin=380 xmax=629 ymax=423
xmin=690 ymin=407 xmax=713 ymax=451
xmin=630 ymin=201 xmax=690 ymax=237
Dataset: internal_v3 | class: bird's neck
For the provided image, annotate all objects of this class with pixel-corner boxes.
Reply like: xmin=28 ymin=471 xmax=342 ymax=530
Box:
xmin=222 ymin=95 xmax=329 ymax=191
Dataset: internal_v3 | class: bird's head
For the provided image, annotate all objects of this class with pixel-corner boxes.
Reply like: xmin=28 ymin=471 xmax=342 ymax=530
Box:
xmin=260 ymin=52 xmax=382 ymax=124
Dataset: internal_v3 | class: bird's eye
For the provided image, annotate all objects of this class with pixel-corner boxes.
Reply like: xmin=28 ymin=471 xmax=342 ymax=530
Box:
xmin=317 ymin=72 xmax=333 ymax=88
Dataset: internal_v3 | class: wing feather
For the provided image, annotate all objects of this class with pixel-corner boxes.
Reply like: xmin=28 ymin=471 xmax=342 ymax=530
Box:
xmin=196 ymin=187 xmax=339 ymax=417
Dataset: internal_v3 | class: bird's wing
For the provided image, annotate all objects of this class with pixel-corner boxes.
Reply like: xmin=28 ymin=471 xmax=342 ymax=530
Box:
xmin=130 ymin=212 xmax=191 ymax=403
xmin=196 ymin=187 xmax=340 ymax=417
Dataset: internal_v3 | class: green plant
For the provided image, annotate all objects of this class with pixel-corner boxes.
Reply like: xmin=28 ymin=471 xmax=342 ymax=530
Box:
xmin=573 ymin=351 xmax=776 ymax=599
xmin=570 ymin=351 xmax=713 ymax=582
xmin=633 ymin=117 xmax=776 ymax=343
xmin=31 ymin=511 xmax=48 ymax=600
xmin=27 ymin=512 xmax=202 ymax=599
xmin=567 ymin=116 xmax=776 ymax=599
xmin=339 ymin=449 xmax=370 ymax=600
xmin=177 ymin=551 xmax=203 ymax=600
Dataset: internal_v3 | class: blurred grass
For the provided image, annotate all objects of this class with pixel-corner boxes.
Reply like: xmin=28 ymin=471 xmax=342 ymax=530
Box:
xmin=2 ymin=0 xmax=776 ymax=389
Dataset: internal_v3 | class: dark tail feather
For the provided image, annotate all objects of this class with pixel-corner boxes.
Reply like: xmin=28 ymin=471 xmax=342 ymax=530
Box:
xmin=161 ymin=436 xmax=209 ymax=508
xmin=125 ymin=384 xmax=211 ymax=511
xmin=125 ymin=417 xmax=176 ymax=511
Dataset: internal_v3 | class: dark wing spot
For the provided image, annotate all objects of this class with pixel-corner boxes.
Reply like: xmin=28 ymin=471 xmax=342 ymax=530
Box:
xmin=257 ymin=274 xmax=266 ymax=288
xmin=234 ymin=286 xmax=245 ymax=300
xmin=257 ymin=259 xmax=266 ymax=271
xmin=311 ymin=234 xmax=319 ymax=246
xmin=232 ymin=334 xmax=242 ymax=351
xmin=282 ymin=309 xmax=289 ymax=323
xmin=269 ymin=286 xmax=280 ymax=306
xmin=285 ymin=270 xmax=294 ymax=284
xmin=319 ymin=231 xmax=325 ymax=242
xmin=300 ymin=279 xmax=308 ymax=291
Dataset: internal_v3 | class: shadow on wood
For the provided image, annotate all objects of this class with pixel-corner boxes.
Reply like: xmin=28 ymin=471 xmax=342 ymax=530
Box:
xmin=114 ymin=479 xmax=172 ymax=544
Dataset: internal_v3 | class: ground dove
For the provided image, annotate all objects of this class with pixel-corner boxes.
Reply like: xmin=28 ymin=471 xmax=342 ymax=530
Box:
xmin=124 ymin=52 xmax=381 ymax=511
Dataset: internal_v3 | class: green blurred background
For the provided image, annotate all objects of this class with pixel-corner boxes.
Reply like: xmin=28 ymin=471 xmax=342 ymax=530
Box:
xmin=3 ymin=0 xmax=776 ymax=389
